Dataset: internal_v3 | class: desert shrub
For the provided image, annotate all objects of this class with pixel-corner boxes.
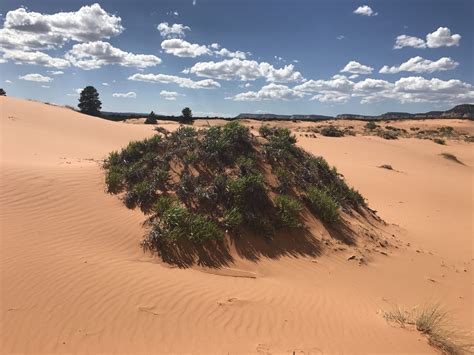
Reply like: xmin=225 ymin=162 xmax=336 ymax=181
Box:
xmin=129 ymin=181 xmax=156 ymax=211
xmin=433 ymin=138 xmax=446 ymax=145
xmin=275 ymin=167 xmax=292 ymax=192
xmin=305 ymin=187 xmax=340 ymax=224
xmin=379 ymin=131 xmax=398 ymax=140
xmin=274 ymin=195 xmax=303 ymax=228
xmin=105 ymin=119 xmax=370 ymax=250
xmin=262 ymin=127 xmax=298 ymax=161
xmin=320 ymin=125 xmax=344 ymax=137
xmin=365 ymin=121 xmax=378 ymax=130
xmin=105 ymin=166 xmax=125 ymax=193
xmin=236 ymin=155 xmax=257 ymax=175
xmin=258 ymin=124 xmax=273 ymax=138
xmin=154 ymin=126 xmax=169 ymax=136
xmin=223 ymin=207 xmax=243 ymax=230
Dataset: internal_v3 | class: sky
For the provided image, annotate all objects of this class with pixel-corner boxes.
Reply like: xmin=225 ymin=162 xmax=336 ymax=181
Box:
xmin=0 ymin=0 xmax=473 ymax=117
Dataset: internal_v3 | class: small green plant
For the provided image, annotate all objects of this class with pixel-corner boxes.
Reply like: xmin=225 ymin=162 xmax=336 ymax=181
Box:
xmin=223 ymin=207 xmax=243 ymax=230
xmin=365 ymin=121 xmax=378 ymax=130
xmin=306 ymin=187 xmax=340 ymax=223
xmin=320 ymin=125 xmax=344 ymax=137
xmin=274 ymin=195 xmax=303 ymax=228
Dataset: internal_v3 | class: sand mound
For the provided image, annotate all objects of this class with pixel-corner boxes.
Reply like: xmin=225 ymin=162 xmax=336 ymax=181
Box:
xmin=1 ymin=97 xmax=472 ymax=353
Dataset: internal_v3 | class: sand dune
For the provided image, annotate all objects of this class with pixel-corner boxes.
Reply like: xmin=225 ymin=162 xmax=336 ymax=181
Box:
xmin=1 ymin=97 xmax=472 ymax=353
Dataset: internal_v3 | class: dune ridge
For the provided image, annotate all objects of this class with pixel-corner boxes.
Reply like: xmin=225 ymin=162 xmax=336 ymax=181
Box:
xmin=1 ymin=97 xmax=472 ymax=353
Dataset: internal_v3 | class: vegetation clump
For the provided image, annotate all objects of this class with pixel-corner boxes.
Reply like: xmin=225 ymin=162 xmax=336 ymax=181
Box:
xmin=320 ymin=125 xmax=344 ymax=137
xmin=104 ymin=122 xmax=368 ymax=252
xmin=78 ymin=86 xmax=102 ymax=117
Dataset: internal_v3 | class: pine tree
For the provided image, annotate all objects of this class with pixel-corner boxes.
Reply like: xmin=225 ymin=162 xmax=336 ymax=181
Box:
xmin=181 ymin=107 xmax=193 ymax=124
xmin=78 ymin=86 xmax=102 ymax=116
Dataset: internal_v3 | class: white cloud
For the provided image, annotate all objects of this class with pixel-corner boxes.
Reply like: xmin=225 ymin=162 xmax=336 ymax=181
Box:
xmin=102 ymin=82 xmax=109 ymax=86
xmin=349 ymin=74 xmax=359 ymax=79
xmin=394 ymin=35 xmax=427 ymax=49
xmin=426 ymin=27 xmax=461 ymax=48
xmin=41 ymin=85 xmax=50 ymax=88
xmin=227 ymin=83 xmax=305 ymax=101
xmin=2 ymin=50 xmax=70 ymax=69
xmin=160 ymin=90 xmax=184 ymax=100
xmin=0 ymin=4 xmax=123 ymax=51
xmin=294 ymin=75 xmax=354 ymax=103
xmin=112 ymin=91 xmax=136 ymax=98
xmin=340 ymin=61 xmax=373 ymax=74
xmin=337 ymin=35 xmax=345 ymax=40
xmin=128 ymin=73 xmax=220 ymax=89
xmin=5 ymin=80 xmax=12 ymax=83
xmin=187 ymin=58 xmax=304 ymax=83
xmin=157 ymin=22 xmax=190 ymax=38
xmin=353 ymin=5 xmax=378 ymax=16
xmin=227 ymin=75 xmax=474 ymax=104
xmin=0 ymin=58 xmax=7 ymax=63
xmin=66 ymin=41 xmax=162 ymax=69
xmin=394 ymin=27 xmax=461 ymax=49
xmin=161 ymin=39 xmax=211 ymax=57
xmin=214 ymin=47 xmax=248 ymax=60
xmin=47 ymin=70 xmax=64 ymax=75
xmin=19 ymin=73 xmax=53 ymax=82
xmin=380 ymin=56 xmax=459 ymax=74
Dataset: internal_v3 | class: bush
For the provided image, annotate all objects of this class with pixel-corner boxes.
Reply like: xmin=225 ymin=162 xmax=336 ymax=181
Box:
xmin=379 ymin=131 xmax=398 ymax=140
xmin=365 ymin=121 xmax=377 ymax=130
xmin=306 ymin=187 xmax=340 ymax=224
xmin=274 ymin=195 xmax=303 ymax=228
xmin=433 ymin=138 xmax=446 ymax=145
xmin=223 ymin=207 xmax=243 ymax=230
xmin=320 ymin=125 xmax=344 ymax=137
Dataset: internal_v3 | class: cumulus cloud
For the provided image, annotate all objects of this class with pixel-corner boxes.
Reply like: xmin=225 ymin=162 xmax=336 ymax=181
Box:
xmin=0 ymin=4 xmax=123 ymax=51
xmin=161 ymin=39 xmax=211 ymax=57
xmin=112 ymin=91 xmax=136 ymax=98
xmin=394 ymin=35 xmax=427 ymax=49
xmin=214 ymin=47 xmax=248 ymax=60
xmin=19 ymin=73 xmax=53 ymax=82
xmin=379 ymin=56 xmax=459 ymax=74
xmin=340 ymin=60 xmax=373 ymax=74
xmin=65 ymin=41 xmax=162 ymax=69
xmin=394 ymin=27 xmax=461 ymax=49
xmin=128 ymin=73 xmax=220 ymax=89
xmin=294 ymin=75 xmax=354 ymax=103
xmin=187 ymin=58 xmax=304 ymax=83
xmin=426 ymin=27 xmax=461 ymax=48
xmin=157 ymin=22 xmax=190 ymax=38
xmin=227 ymin=83 xmax=305 ymax=101
xmin=47 ymin=70 xmax=64 ymax=75
xmin=353 ymin=5 xmax=378 ymax=16
xmin=160 ymin=90 xmax=184 ymax=100
xmin=2 ymin=50 xmax=70 ymax=69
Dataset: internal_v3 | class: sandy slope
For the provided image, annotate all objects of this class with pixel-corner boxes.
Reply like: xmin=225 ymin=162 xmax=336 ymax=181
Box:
xmin=1 ymin=97 xmax=472 ymax=354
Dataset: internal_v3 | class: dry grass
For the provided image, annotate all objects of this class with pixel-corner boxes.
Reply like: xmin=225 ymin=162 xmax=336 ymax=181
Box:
xmin=383 ymin=304 xmax=473 ymax=355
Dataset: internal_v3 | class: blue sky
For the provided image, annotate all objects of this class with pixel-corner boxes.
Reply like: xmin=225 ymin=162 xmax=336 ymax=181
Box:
xmin=0 ymin=0 xmax=472 ymax=117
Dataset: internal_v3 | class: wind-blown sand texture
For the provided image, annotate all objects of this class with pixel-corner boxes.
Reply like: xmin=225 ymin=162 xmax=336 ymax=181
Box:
xmin=1 ymin=97 xmax=472 ymax=354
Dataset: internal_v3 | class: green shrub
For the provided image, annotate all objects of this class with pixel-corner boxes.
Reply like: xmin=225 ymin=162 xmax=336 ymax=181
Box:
xmin=306 ymin=187 xmax=340 ymax=224
xmin=145 ymin=111 xmax=158 ymax=124
xmin=274 ymin=195 xmax=303 ymax=228
xmin=105 ymin=166 xmax=124 ymax=193
xmin=129 ymin=181 xmax=156 ymax=211
xmin=275 ymin=167 xmax=292 ymax=192
xmin=365 ymin=121 xmax=378 ymax=130
xmin=153 ymin=195 xmax=177 ymax=216
xmin=258 ymin=125 xmax=273 ymax=138
xmin=320 ymin=126 xmax=344 ymax=137
xmin=223 ymin=207 xmax=243 ymax=230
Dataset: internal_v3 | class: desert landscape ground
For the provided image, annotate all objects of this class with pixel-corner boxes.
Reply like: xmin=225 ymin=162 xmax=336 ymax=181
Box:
xmin=1 ymin=96 xmax=473 ymax=354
